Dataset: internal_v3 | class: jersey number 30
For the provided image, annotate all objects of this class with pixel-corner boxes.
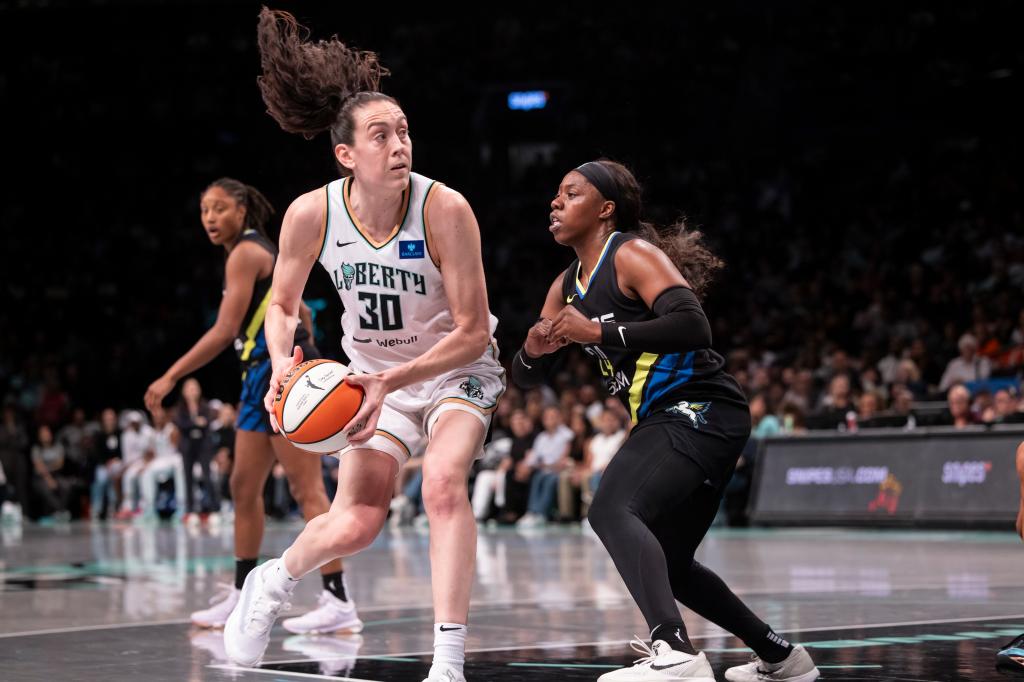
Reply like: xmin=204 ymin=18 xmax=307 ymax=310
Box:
xmin=358 ymin=292 xmax=404 ymax=331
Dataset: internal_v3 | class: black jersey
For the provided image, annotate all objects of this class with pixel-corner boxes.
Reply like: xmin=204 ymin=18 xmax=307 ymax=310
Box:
xmin=561 ymin=232 xmax=748 ymax=428
xmin=231 ymin=229 xmax=311 ymax=365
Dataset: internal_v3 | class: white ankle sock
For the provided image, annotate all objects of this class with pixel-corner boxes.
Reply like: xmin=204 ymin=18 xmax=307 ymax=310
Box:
xmin=266 ymin=549 xmax=299 ymax=596
xmin=429 ymin=622 xmax=466 ymax=677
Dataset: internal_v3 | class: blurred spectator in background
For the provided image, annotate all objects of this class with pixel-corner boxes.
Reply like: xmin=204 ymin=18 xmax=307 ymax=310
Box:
xmin=89 ymin=407 xmax=122 ymax=520
xmin=940 ymin=334 xmax=992 ymax=391
xmin=117 ymin=411 xmax=155 ymax=519
xmin=498 ymin=410 xmax=538 ymax=524
xmin=945 ymin=384 xmax=975 ymax=430
xmin=174 ymin=378 xmax=219 ymax=522
xmin=582 ymin=407 xmax=628 ymax=517
xmin=31 ymin=425 xmax=74 ymax=521
xmin=517 ymin=406 xmax=574 ymax=529
xmin=0 ymin=405 xmax=30 ymax=521
xmin=138 ymin=406 xmax=186 ymax=521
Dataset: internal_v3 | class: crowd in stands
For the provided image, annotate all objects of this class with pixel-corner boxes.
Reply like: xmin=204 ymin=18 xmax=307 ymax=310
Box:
xmin=3 ymin=5 xmax=1023 ymax=526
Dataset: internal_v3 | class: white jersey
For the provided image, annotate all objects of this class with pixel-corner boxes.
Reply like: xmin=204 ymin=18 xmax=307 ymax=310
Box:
xmin=318 ymin=172 xmax=498 ymax=374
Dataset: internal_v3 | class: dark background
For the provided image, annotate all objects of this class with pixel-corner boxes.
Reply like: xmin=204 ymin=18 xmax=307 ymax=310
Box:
xmin=2 ymin=1 xmax=1022 ymax=412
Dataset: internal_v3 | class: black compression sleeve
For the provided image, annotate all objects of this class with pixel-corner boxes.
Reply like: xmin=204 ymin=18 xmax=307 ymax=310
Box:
xmin=599 ymin=285 xmax=712 ymax=353
xmin=510 ymin=347 xmax=559 ymax=389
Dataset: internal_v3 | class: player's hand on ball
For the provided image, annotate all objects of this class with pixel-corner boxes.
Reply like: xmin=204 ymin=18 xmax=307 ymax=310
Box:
xmin=549 ymin=306 xmax=601 ymax=345
xmin=340 ymin=372 xmax=388 ymax=443
xmin=524 ymin=318 xmax=567 ymax=357
xmin=264 ymin=345 xmax=304 ymax=432
xmin=144 ymin=375 xmax=175 ymax=414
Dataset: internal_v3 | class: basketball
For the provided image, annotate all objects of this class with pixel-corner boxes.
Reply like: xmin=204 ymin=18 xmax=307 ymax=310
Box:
xmin=273 ymin=359 xmax=364 ymax=453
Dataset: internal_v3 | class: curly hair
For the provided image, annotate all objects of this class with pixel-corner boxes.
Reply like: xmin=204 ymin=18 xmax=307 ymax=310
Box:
xmin=256 ymin=7 xmax=397 ymax=173
xmin=591 ymin=159 xmax=724 ymax=299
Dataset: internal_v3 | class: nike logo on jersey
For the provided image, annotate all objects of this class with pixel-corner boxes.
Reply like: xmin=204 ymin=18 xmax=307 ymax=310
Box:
xmin=566 ymin=294 xmax=577 ymax=303
xmin=617 ymin=325 xmax=627 ymax=345
xmin=336 ymin=240 xmax=357 ymax=248
xmin=353 ymin=337 xmax=371 ymax=343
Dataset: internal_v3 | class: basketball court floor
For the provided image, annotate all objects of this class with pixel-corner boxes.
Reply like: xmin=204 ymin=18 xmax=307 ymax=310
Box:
xmin=2 ymin=521 xmax=1022 ymax=681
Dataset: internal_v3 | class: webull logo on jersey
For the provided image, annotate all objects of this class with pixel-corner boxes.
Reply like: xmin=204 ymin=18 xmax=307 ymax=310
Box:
xmin=333 ymin=262 xmax=427 ymax=295
xmin=667 ymin=400 xmax=712 ymax=428
xmin=375 ymin=335 xmax=418 ymax=348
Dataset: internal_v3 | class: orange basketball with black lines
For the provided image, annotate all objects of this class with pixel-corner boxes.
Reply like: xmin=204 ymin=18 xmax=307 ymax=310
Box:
xmin=273 ymin=359 xmax=364 ymax=453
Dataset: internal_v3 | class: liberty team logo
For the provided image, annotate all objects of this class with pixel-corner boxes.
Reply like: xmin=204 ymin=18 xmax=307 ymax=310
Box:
xmin=459 ymin=376 xmax=485 ymax=400
xmin=340 ymin=262 xmax=355 ymax=290
xmin=666 ymin=400 xmax=712 ymax=428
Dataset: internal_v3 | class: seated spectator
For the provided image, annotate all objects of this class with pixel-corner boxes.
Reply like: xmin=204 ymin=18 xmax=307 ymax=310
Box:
xmin=983 ymin=388 xmax=1022 ymax=424
xmin=471 ymin=437 xmax=511 ymax=522
xmin=116 ymin=411 xmax=156 ymax=519
xmin=31 ymin=425 xmax=75 ymax=521
xmin=944 ymin=384 xmax=975 ymax=429
xmin=939 ymin=333 xmax=992 ymax=391
xmin=90 ymin=407 xmax=122 ymax=520
xmin=582 ymin=408 xmax=627 ymax=514
xmin=138 ymin=406 xmax=186 ymax=520
xmin=498 ymin=410 xmax=538 ymax=524
xmin=810 ymin=375 xmax=854 ymax=430
xmin=0 ymin=405 xmax=30 ymax=521
xmin=517 ymin=406 xmax=574 ymax=528
xmin=555 ymin=407 xmax=591 ymax=521
xmin=750 ymin=393 xmax=781 ymax=439
xmin=857 ymin=392 xmax=883 ymax=423
xmin=780 ymin=402 xmax=808 ymax=435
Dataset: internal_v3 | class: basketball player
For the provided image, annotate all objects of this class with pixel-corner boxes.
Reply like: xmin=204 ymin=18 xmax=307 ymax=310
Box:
xmin=511 ymin=160 xmax=820 ymax=681
xmin=995 ymin=440 xmax=1024 ymax=673
xmin=144 ymin=178 xmax=362 ymax=635
xmin=223 ymin=11 xmax=503 ymax=681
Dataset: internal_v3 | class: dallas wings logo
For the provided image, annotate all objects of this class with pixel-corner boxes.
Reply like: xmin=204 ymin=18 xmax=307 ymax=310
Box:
xmin=666 ymin=400 xmax=712 ymax=428
xmin=460 ymin=376 xmax=485 ymax=400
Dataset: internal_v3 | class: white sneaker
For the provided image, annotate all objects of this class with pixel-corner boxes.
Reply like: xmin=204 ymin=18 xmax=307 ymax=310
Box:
xmin=724 ymin=645 xmax=819 ymax=682
xmin=282 ymin=590 xmax=364 ymax=634
xmin=389 ymin=495 xmax=415 ymax=528
xmin=283 ymin=633 xmax=362 ymax=675
xmin=191 ymin=583 xmax=240 ymax=628
xmin=597 ymin=638 xmax=715 ymax=681
xmin=1 ymin=501 xmax=22 ymax=525
xmin=422 ymin=668 xmax=466 ymax=682
xmin=224 ymin=559 xmax=292 ymax=667
xmin=516 ymin=512 xmax=546 ymax=529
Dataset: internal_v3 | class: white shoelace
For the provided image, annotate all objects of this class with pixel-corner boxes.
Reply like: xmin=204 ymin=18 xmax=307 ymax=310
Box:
xmin=628 ymin=636 xmax=659 ymax=667
xmin=245 ymin=590 xmax=290 ymax=637
xmin=207 ymin=582 xmax=236 ymax=605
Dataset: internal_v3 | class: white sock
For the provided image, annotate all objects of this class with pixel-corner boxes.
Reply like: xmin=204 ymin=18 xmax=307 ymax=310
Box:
xmin=265 ymin=548 xmax=299 ymax=596
xmin=429 ymin=622 xmax=466 ymax=677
